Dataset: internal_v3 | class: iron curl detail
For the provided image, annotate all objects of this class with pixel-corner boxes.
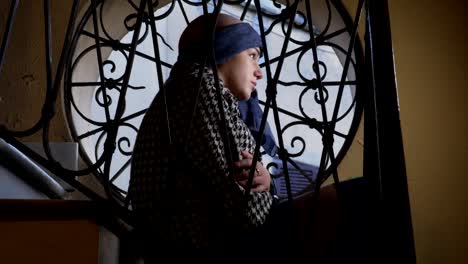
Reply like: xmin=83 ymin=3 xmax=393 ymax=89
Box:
xmin=116 ymin=123 xmax=139 ymax=156
xmin=60 ymin=0 xmax=365 ymax=203
xmin=266 ymin=161 xmax=281 ymax=179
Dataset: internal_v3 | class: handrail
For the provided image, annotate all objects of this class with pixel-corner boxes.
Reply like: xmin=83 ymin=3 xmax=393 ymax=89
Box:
xmin=0 ymin=138 xmax=66 ymax=199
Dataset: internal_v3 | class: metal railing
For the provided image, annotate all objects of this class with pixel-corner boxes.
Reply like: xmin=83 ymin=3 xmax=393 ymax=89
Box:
xmin=0 ymin=0 xmax=414 ymax=261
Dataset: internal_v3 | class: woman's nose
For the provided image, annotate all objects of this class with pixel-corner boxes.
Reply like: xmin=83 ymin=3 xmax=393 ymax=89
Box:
xmin=254 ymin=65 xmax=263 ymax=80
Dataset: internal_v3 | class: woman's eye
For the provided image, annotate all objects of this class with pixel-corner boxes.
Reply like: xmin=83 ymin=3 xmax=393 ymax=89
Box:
xmin=249 ymin=54 xmax=256 ymax=59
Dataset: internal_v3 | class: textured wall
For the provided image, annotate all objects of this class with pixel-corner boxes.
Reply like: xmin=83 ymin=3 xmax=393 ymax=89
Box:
xmin=0 ymin=1 xmax=81 ymax=141
xmin=0 ymin=1 xmax=104 ymax=199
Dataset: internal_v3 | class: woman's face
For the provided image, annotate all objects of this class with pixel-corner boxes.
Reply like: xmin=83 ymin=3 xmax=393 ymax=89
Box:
xmin=218 ymin=48 xmax=263 ymax=100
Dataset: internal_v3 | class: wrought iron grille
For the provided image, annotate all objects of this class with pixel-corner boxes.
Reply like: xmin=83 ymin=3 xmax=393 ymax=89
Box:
xmin=0 ymin=0 xmax=415 ymax=261
xmin=64 ymin=0 xmax=364 ymax=203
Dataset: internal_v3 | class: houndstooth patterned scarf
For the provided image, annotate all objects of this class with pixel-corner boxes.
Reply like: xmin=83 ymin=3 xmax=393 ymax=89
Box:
xmin=129 ymin=61 xmax=272 ymax=250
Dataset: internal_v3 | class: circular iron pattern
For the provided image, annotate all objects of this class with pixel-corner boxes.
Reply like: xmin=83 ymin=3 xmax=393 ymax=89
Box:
xmin=64 ymin=0 xmax=364 ymax=201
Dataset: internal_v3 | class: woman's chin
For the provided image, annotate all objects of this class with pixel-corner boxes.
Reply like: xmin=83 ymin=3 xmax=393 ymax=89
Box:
xmin=238 ymin=94 xmax=251 ymax=101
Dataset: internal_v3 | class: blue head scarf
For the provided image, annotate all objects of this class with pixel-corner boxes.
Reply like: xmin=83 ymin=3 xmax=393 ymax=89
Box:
xmin=179 ymin=20 xmax=277 ymax=156
xmin=212 ymin=23 xmax=263 ymax=64
xmin=178 ymin=22 xmax=263 ymax=65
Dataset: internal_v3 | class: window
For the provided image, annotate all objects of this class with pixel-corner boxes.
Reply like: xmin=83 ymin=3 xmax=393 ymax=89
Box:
xmin=65 ymin=0 xmax=363 ymax=200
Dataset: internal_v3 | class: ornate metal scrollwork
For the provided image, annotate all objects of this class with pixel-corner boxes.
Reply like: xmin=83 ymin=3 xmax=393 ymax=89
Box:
xmin=62 ymin=0 xmax=364 ymax=202
xmin=0 ymin=0 xmax=364 ymax=210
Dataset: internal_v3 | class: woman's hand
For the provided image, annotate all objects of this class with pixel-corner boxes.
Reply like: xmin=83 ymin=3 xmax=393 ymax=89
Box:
xmin=233 ymin=150 xmax=271 ymax=192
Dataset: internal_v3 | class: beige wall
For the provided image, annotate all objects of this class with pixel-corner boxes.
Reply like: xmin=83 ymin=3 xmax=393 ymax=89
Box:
xmin=388 ymin=1 xmax=468 ymax=263
xmin=339 ymin=0 xmax=467 ymax=262
xmin=345 ymin=0 xmax=468 ymax=262
xmin=0 ymin=1 xmax=71 ymax=141
xmin=0 ymin=1 xmax=466 ymax=263
xmin=0 ymin=0 xmax=107 ymax=199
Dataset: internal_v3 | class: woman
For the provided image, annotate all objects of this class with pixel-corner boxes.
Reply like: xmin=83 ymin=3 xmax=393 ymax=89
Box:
xmin=128 ymin=13 xmax=274 ymax=258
